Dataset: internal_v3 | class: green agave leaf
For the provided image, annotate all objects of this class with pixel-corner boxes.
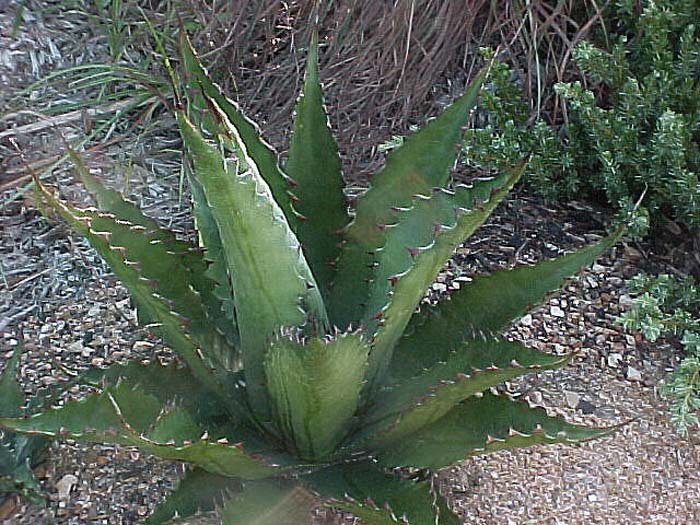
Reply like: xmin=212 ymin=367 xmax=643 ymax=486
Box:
xmin=79 ymin=360 xmax=239 ymax=425
xmin=146 ymin=467 xmax=241 ymax=525
xmin=219 ymin=479 xmax=315 ymax=525
xmin=395 ymin=228 xmax=624 ymax=373
xmin=306 ymin=461 xmax=459 ymax=525
xmin=0 ymin=351 xmax=23 ymax=419
xmin=363 ymin=338 xmax=570 ymax=447
xmin=177 ymin=109 xmax=328 ymax=422
xmin=366 ymin=164 xmax=525 ymax=394
xmin=0 ymin=382 xmax=279 ymax=480
xmin=33 ymin=180 xmax=227 ymax=401
xmin=68 ymin=146 xmax=240 ymax=356
xmin=264 ymin=332 xmax=369 ymax=461
xmin=329 ymin=68 xmax=488 ymax=329
xmin=188 ymin=172 xmax=239 ymax=347
xmin=179 ymin=32 xmax=299 ymax=232
xmin=376 ymin=392 xmax=610 ymax=469
xmin=285 ymin=32 xmax=349 ymax=300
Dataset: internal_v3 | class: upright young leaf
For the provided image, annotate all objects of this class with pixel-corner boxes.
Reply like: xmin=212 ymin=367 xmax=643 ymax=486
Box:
xmin=264 ymin=333 xmax=369 ymax=460
xmin=393 ymin=228 xmax=624 ymax=373
xmin=366 ymin=165 xmax=524 ymax=393
xmin=178 ymin=110 xmax=328 ymax=422
xmin=179 ymin=33 xmax=299 ymax=232
xmin=285 ymin=32 xmax=349 ymax=299
xmin=329 ymin=69 xmax=487 ymax=329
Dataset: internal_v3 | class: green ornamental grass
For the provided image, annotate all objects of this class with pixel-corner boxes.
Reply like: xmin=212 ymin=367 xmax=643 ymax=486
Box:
xmin=0 ymin=33 xmax=622 ymax=524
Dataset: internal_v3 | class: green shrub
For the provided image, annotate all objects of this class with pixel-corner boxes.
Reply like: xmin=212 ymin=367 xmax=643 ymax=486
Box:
xmin=0 ymin=34 xmax=621 ymax=524
xmin=621 ymin=273 xmax=700 ymax=435
xmin=464 ymin=0 xmax=700 ymax=234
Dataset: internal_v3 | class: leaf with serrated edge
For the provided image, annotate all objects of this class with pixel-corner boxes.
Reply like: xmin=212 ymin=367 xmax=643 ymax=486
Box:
xmin=264 ymin=332 xmax=369 ymax=460
xmin=219 ymin=479 xmax=314 ymax=525
xmin=68 ymin=146 xmax=239 ymax=362
xmin=0 ymin=383 xmax=280 ymax=479
xmin=362 ymin=338 xmax=570 ymax=446
xmin=376 ymin=392 xmax=609 ymax=469
xmin=33 ymin=180 xmax=228 ymax=402
xmin=79 ymin=360 xmax=238 ymax=426
xmin=179 ymin=32 xmax=299 ymax=232
xmin=366 ymin=164 xmax=525 ymax=395
xmin=306 ymin=461 xmax=459 ymax=525
xmin=285 ymin=32 xmax=349 ymax=300
xmin=393 ymin=229 xmax=623 ymax=376
xmin=177 ymin=109 xmax=328 ymax=422
xmin=146 ymin=467 xmax=241 ymax=525
xmin=329 ymin=69 xmax=488 ymax=329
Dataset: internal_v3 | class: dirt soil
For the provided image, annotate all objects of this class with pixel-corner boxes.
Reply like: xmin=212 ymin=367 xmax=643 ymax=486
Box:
xmin=1 ymin=2 xmax=699 ymax=524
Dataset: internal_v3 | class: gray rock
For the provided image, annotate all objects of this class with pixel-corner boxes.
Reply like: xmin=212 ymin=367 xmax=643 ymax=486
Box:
xmin=626 ymin=366 xmax=642 ymax=382
xmin=565 ymin=391 xmax=581 ymax=409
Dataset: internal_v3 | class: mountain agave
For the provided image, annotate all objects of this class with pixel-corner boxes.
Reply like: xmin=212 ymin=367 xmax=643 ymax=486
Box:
xmin=1 ymin=33 xmax=622 ymax=524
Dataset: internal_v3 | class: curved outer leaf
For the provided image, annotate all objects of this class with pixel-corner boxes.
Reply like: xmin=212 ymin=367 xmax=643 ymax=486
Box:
xmin=146 ymin=467 xmax=241 ymax=525
xmin=79 ymin=360 xmax=244 ymax=426
xmin=33 ymin=180 xmax=227 ymax=402
xmin=68 ymin=147 xmax=240 ymax=355
xmin=362 ymin=338 xmax=571 ymax=447
xmin=329 ymin=69 xmax=488 ymax=329
xmin=179 ymin=32 xmax=299 ymax=232
xmin=264 ymin=332 xmax=369 ymax=460
xmin=285 ymin=32 xmax=349 ymax=300
xmin=177 ymin=110 xmax=328 ymax=422
xmin=0 ymin=383 xmax=281 ymax=480
xmin=366 ymin=164 xmax=525 ymax=395
xmin=219 ymin=479 xmax=315 ymax=525
xmin=393 ymin=228 xmax=624 ymax=375
xmin=306 ymin=461 xmax=459 ymax=525
xmin=375 ymin=392 xmax=610 ymax=469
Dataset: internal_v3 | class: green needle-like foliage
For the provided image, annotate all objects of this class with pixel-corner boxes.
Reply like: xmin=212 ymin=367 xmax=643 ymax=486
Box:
xmin=1 ymin=32 xmax=623 ymax=524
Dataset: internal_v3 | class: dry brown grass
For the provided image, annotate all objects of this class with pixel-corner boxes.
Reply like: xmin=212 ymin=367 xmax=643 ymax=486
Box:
xmin=184 ymin=0 xmax=607 ymax=180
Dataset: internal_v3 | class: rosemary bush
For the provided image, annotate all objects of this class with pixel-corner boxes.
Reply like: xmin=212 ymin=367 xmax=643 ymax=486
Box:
xmin=464 ymin=0 xmax=700 ymax=235
xmin=621 ymin=273 xmax=700 ymax=435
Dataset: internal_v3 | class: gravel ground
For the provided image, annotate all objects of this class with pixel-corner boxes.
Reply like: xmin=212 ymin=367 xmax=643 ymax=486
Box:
xmin=2 ymin=2 xmax=699 ymax=524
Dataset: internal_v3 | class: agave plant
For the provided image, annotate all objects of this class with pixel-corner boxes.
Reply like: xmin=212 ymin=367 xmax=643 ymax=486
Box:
xmin=1 ymin=33 xmax=621 ymax=524
xmin=0 ymin=350 xmax=48 ymax=507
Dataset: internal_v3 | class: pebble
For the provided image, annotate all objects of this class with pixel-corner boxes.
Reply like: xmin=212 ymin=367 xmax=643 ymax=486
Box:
xmin=550 ymin=305 xmax=565 ymax=318
xmin=56 ymin=474 xmax=78 ymax=501
xmin=607 ymin=353 xmax=623 ymax=368
xmin=565 ymin=391 xmax=581 ymax=409
xmin=626 ymin=366 xmax=642 ymax=382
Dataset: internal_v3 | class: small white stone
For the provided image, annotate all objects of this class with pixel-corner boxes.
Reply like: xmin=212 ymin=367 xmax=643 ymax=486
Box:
xmin=607 ymin=353 xmax=623 ymax=368
xmin=56 ymin=474 xmax=78 ymax=501
xmin=550 ymin=305 xmax=565 ymax=318
xmin=626 ymin=366 xmax=642 ymax=382
xmin=565 ymin=391 xmax=581 ymax=409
